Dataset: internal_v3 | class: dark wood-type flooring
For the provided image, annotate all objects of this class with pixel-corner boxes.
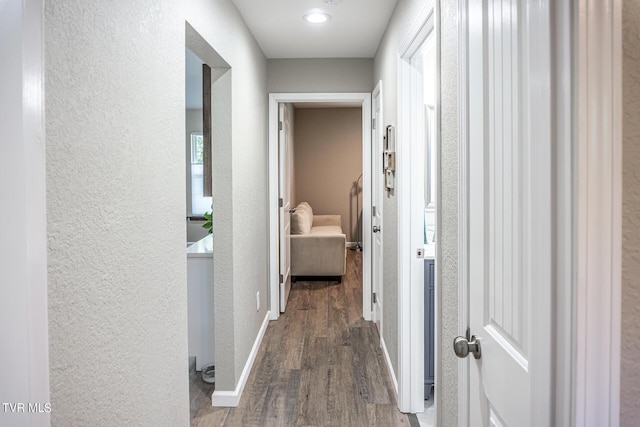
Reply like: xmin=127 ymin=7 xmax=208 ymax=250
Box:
xmin=190 ymin=250 xmax=417 ymax=426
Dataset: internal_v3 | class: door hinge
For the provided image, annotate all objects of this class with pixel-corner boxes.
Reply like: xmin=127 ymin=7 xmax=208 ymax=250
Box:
xmin=373 ymin=292 xmax=378 ymax=303
xmin=279 ymin=274 xmax=284 ymax=284
xmin=372 ymin=118 xmax=376 ymax=130
xmin=279 ymin=198 xmax=283 ymax=208
xmin=278 ymin=120 xmax=283 ymax=131
xmin=372 ymin=206 xmax=377 ymax=217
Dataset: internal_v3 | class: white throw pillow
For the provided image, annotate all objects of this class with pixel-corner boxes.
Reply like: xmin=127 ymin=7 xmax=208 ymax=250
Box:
xmin=291 ymin=202 xmax=312 ymax=234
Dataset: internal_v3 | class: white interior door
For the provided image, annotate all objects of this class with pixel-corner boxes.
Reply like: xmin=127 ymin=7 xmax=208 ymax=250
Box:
xmin=278 ymin=103 xmax=292 ymax=312
xmin=371 ymin=82 xmax=383 ymax=333
xmin=465 ymin=0 xmax=553 ymax=425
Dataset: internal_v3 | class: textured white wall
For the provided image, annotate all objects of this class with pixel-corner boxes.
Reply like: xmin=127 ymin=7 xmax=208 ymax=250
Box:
xmin=621 ymin=0 xmax=640 ymax=423
xmin=438 ymin=1 xmax=460 ymax=425
xmin=46 ymin=0 xmax=270 ymax=421
xmin=45 ymin=0 xmax=189 ymax=425
xmin=267 ymin=58 xmax=373 ymax=93
xmin=373 ymin=0 xmax=458 ymax=423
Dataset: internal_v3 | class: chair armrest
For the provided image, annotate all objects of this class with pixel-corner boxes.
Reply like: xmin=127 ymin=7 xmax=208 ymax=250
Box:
xmin=312 ymin=215 xmax=341 ymax=227
xmin=290 ymin=233 xmax=346 ymax=276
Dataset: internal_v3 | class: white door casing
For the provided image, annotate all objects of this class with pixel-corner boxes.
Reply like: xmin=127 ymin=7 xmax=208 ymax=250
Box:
xmin=268 ymin=93 xmax=372 ymax=321
xmin=467 ymin=0 xmax=553 ymax=425
xmin=278 ymin=103 xmax=292 ymax=312
xmin=397 ymin=0 xmax=435 ymax=412
xmin=574 ymin=0 xmax=622 ymax=425
xmin=371 ymin=81 xmax=384 ymax=335
xmin=0 ymin=0 xmax=50 ymax=421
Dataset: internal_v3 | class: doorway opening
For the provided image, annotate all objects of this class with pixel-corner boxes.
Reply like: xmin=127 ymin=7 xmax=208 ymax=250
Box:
xmin=397 ymin=1 xmax=439 ymax=421
xmin=268 ymin=93 xmax=373 ymax=321
xmin=184 ymin=21 xmax=231 ymax=414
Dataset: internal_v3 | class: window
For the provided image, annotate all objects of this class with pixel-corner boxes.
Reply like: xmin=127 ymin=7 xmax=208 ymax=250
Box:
xmin=190 ymin=132 xmax=212 ymax=216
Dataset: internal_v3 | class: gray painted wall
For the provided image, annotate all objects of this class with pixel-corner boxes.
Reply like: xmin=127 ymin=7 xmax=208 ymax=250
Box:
xmin=293 ymin=108 xmax=363 ymax=242
xmin=374 ymin=0 xmax=458 ymax=423
xmin=45 ymin=0 xmax=269 ymax=424
xmin=184 ymin=0 xmax=269 ymax=393
xmin=622 ymin=0 xmax=640 ymax=423
xmin=374 ymin=0 xmax=411 ymax=386
xmin=267 ymin=58 xmax=373 ymax=93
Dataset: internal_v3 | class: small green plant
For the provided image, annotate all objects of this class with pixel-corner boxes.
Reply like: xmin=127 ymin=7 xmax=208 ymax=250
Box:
xmin=202 ymin=211 xmax=213 ymax=234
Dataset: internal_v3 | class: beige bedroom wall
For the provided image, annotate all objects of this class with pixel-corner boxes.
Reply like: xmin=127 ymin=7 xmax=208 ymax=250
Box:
xmin=294 ymin=107 xmax=363 ymax=243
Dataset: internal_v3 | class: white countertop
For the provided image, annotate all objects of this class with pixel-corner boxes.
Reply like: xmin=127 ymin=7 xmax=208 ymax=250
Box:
xmin=187 ymin=234 xmax=213 ymax=257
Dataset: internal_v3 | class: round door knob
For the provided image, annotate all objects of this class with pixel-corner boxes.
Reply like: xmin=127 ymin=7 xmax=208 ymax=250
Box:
xmin=453 ymin=335 xmax=481 ymax=359
xmin=372 ymin=225 xmax=381 ymax=233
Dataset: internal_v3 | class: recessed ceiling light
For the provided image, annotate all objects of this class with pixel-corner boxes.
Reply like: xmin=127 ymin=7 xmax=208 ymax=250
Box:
xmin=303 ymin=12 xmax=331 ymax=24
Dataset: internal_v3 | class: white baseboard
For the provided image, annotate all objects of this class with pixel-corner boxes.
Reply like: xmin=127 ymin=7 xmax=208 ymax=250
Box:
xmin=380 ymin=335 xmax=398 ymax=398
xmin=211 ymin=311 xmax=271 ymax=407
xmin=346 ymin=242 xmax=362 ymax=248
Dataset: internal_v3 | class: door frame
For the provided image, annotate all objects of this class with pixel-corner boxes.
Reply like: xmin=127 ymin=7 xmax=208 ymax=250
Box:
xmin=268 ymin=92 xmax=373 ymax=321
xmin=456 ymin=0 xmax=622 ymax=425
xmin=1 ymin=0 xmax=50 ymax=417
xmin=277 ymin=103 xmax=293 ymax=313
xmin=574 ymin=0 xmax=622 ymax=424
xmin=397 ymin=0 xmax=437 ymax=413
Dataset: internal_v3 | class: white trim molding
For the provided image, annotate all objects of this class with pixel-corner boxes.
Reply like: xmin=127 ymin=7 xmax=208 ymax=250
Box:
xmin=457 ymin=0 xmax=470 ymax=425
xmin=381 ymin=335 xmax=398 ymax=398
xmin=574 ymin=0 xmax=622 ymax=425
xmin=267 ymin=93 xmax=373 ymax=321
xmin=212 ymin=311 xmax=271 ymax=407
xmin=0 ymin=0 xmax=50 ymax=421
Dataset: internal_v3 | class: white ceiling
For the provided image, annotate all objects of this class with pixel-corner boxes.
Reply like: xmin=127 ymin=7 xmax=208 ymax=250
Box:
xmin=186 ymin=1 xmax=398 ymax=109
xmin=231 ymin=0 xmax=398 ymax=58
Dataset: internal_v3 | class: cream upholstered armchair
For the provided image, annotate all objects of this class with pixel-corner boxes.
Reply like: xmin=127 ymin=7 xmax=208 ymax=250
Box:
xmin=289 ymin=202 xmax=346 ymax=282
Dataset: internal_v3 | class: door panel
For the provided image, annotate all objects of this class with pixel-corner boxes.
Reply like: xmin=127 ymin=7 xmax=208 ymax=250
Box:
xmin=467 ymin=0 xmax=551 ymax=425
xmin=279 ymin=103 xmax=292 ymax=312
xmin=485 ymin=0 xmax=526 ymax=349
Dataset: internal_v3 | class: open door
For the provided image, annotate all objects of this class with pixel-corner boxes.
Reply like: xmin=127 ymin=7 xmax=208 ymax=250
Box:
xmin=278 ymin=103 xmax=293 ymax=312
xmin=460 ymin=0 xmax=554 ymax=425
xmin=371 ymin=82 xmax=383 ymax=334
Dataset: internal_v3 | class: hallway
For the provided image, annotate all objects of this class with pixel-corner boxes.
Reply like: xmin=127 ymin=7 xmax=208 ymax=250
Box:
xmin=190 ymin=251 xmax=415 ymax=426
